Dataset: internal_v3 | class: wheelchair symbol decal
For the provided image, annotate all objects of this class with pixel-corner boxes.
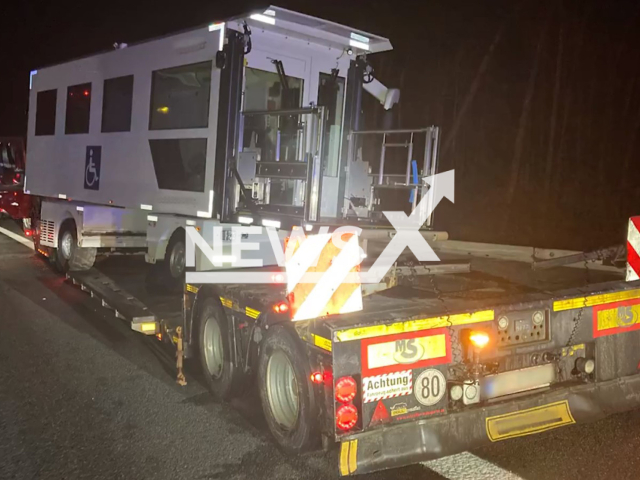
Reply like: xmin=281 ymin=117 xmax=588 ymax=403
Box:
xmin=84 ymin=146 xmax=101 ymax=190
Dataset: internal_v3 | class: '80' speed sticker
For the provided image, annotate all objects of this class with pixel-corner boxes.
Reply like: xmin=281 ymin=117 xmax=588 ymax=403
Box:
xmin=414 ymin=369 xmax=446 ymax=406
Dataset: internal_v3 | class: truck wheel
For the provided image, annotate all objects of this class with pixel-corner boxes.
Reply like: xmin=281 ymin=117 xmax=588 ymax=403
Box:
xmin=55 ymin=221 xmax=96 ymax=272
xmin=197 ymin=297 xmax=241 ymax=400
xmin=258 ymin=325 xmax=319 ymax=454
xmin=160 ymin=230 xmax=186 ymax=288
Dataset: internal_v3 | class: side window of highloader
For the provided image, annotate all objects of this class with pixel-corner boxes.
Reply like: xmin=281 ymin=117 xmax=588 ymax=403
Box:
xmin=149 ymin=61 xmax=212 ymax=131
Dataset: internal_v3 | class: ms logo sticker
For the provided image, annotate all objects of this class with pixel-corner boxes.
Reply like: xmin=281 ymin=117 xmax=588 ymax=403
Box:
xmin=593 ymin=298 xmax=640 ymax=338
xmin=84 ymin=146 xmax=101 ymax=190
xmin=362 ymin=328 xmax=451 ymax=376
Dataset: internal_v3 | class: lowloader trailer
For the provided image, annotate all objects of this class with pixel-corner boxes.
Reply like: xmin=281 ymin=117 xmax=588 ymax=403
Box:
xmin=58 ymin=216 xmax=640 ymax=476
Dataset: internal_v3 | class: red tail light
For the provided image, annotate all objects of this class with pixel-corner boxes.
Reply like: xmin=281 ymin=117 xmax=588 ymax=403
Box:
xmin=336 ymin=404 xmax=358 ymax=431
xmin=271 ymin=272 xmax=285 ymax=283
xmin=273 ymin=301 xmax=289 ymax=314
xmin=335 ymin=376 xmax=357 ymax=403
xmin=310 ymin=372 xmax=324 ymax=384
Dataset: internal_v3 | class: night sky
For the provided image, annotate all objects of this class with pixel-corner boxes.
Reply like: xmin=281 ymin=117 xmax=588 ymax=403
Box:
xmin=2 ymin=0 xmax=640 ymax=250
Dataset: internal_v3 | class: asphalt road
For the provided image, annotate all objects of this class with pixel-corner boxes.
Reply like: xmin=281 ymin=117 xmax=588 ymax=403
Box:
xmin=2 ymin=216 xmax=640 ymax=480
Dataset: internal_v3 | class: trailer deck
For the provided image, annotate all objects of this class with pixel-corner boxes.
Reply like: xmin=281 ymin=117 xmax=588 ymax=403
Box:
xmin=66 ymin=250 xmax=623 ymax=353
xmin=66 ymin=256 xmax=181 ymax=335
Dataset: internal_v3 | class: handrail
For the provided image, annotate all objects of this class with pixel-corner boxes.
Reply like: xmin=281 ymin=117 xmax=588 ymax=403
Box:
xmin=241 ymin=107 xmax=319 ymax=116
xmin=351 ymin=128 xmax=433 ymax=135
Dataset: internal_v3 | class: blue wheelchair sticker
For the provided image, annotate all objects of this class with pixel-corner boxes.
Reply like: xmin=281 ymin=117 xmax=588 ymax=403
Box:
xmin=84 ymin=146 xmax=101 ymax=190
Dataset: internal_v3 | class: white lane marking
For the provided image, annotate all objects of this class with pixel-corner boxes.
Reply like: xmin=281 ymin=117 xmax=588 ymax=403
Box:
xmin=423 ymin=452 xmax=525 ymax=480
xmin=0 ymin=226 xmax=34 ymax=250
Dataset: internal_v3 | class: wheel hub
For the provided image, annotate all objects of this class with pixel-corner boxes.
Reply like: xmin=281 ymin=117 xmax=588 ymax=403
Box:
xmin=266 ymin=350 xmax=299 ymax=430
xmin=60 ymin=231 xmax=73 ymax=260
xmin=203 ymin=316 xmax=224 ymax=379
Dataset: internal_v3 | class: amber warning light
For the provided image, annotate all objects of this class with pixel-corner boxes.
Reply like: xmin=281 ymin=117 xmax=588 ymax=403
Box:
xmin=469 ymin=331 xmax=490 ymax=349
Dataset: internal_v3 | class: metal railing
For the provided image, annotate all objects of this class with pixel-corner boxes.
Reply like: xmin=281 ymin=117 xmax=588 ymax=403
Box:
xmin=350 ymin=126 xmax=440 ymax=226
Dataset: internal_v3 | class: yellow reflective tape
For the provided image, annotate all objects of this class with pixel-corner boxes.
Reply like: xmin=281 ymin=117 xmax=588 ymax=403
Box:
xmin=561 ymin=344 xmax=585 ymax=357
xmin=140 ymin=322 xmax=157 ymax=332
xmin=348 ymin=439 xmax=358 ymax=474
xmin=186 ymin=284 xmax=199 ymax=294
xmin=246 ymin=307 xmax=261 ymax=319
xmin=553 ymin=289 xmax=640 ymax=312
xmin=486 ymin=400 xmax=575 ymax=442
xmin=312 ymin=334 xmax=332 ymax=352
xmin=335 ymin=310 xmax=494 ymax=342
xmin=220 ymin=297 xmax=233 ymax=309
xmin=339 ymin=441 xmax=350 ymax=476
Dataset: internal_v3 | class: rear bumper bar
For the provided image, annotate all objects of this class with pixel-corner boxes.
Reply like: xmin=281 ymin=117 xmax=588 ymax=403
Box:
xmin=340 ymin=373 xmax=640 ymax=476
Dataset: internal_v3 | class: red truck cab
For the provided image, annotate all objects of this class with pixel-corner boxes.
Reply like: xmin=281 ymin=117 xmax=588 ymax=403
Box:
xmin=0 ymin=137 xmax=32 ymax=223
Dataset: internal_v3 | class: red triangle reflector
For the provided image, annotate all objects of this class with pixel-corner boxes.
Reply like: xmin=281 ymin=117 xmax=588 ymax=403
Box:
xmin=369 ymin=401 xmax=390 ymax=427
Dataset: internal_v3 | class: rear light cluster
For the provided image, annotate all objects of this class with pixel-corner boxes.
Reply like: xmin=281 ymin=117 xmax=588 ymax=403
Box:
xmin=335 ymin=376 xmax=358 ymax=431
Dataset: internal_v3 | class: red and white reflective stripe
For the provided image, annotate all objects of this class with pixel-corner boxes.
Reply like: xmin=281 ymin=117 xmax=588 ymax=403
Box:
xmin=627 ymin=217 xmax=640 ymax=281
xmin=286 ymin=232 xmax=363 ymax=321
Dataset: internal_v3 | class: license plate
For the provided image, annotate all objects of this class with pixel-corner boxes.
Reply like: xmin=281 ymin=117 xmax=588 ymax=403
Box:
xmin=481 ymin=363 xmax=555 ymax=400
xmin=486 ymin=400 xmax=575 ymax=441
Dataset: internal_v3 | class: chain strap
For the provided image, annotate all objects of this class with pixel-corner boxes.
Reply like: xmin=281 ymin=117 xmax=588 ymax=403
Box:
xmin=565 ymin=257 xmax=592 ymax=347
xmin=429 ymin=274 xmax=463 ymax=363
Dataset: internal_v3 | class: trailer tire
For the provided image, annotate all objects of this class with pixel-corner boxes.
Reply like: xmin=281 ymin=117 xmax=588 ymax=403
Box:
xmin=197 ymin=297 xmax=241 ymax=400
xmin=55 ymin=221 xmax=96 ymax=272
xmin=159 ymin=229 xmax=186 ymax=289
xmin=258 ymin=325 xmax=319 ymax=454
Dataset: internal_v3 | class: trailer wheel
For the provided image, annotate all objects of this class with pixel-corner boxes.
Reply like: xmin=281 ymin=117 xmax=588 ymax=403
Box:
xmin=258 ymin=325 xmax=319 ymax=454
xmin=55 ymin=221 xmax=96 ymax=272
xmin=197 ymin=297 xmax=241 ymax=400
xmin=159 ymin=229 xmax=186 ymax=288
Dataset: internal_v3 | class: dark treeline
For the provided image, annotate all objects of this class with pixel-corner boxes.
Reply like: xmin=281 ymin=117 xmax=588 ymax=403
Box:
xmin=313 ymin=0 xmax=640 ymax=250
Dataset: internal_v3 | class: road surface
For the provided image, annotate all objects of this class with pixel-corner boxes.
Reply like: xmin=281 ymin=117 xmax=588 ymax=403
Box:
xmin=1 ymin=216 xmax=640 ymax=480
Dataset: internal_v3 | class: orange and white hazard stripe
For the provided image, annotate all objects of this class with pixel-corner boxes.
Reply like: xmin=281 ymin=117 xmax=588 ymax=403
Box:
xmin=627 ymin=217 xmax=640 ymax=281
xmin=286 ymin=231 xmax=363 ymax=321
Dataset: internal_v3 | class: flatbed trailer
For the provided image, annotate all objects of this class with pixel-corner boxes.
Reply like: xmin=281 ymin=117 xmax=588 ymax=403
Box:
xmin=61 ymin=226 xmax=640 ymax=476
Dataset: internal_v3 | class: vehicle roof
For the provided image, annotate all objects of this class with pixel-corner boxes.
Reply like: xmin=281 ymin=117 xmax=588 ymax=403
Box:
xmin=33 ymin=5 xmax=392 ymax=72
